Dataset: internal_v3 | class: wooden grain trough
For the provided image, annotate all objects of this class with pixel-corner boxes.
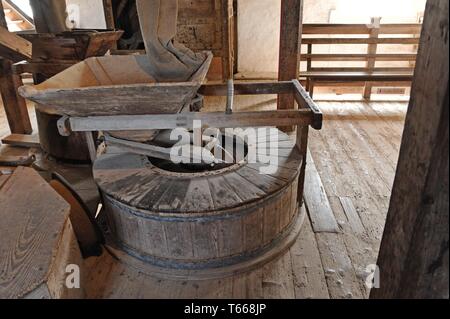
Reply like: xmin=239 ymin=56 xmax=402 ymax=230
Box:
xmin=18 ymin=52 xmax=213 ymax=116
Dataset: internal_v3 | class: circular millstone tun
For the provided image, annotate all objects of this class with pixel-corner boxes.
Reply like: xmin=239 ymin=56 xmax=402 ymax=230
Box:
xmin=93 ymin=127 xmax=304 ymax=275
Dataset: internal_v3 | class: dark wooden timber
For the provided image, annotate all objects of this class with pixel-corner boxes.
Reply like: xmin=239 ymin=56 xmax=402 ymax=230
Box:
xmin=199 ymin=81 xmax=293 ymax=96
xmin=0 ymin=59 xmax=32 ymax=135
xmin=277 ymin=0 xmax=303 ymax=132
xmin=302 ymin=23 xmax=422 ymax=35
xmin=371 ymin=0 xmax=449 ymax=299
xmin=103 ymin=0 xmax=116 ymax=30
xmin=36 ymin=110 xmax=92 ymax=163
xmin=0 ymin=26 xmax=32 ymax=62
xmin=221 ymin=0 xmax=234 ymax=80
xmin=0 ymin=2 xmax=32 ymax=135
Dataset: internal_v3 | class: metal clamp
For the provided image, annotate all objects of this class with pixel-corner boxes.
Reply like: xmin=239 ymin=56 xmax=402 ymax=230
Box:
xmin=57 ymin=115 xmax=72 ymax=136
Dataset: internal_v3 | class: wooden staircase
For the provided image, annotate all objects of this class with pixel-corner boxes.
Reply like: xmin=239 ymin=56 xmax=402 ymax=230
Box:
xmin=2 ymin=0 xmax=34 ymax=32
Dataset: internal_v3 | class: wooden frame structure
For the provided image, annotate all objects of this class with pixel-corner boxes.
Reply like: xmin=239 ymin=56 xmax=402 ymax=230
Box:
xmin=57 ymin=80 xmax=323 ymax=206
xmin=300 ymin=23 xmax=422 ymax=99
xmin=0 ymin=1 xmax=32 ymax=135
xmin=277 ymin=0 xmax=303 ymax=120
xmin=0 ymin=0 xmax=304 ymax=135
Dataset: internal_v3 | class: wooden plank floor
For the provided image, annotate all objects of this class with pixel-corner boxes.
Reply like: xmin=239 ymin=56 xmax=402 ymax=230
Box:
xmin=307 ymin=100 xmax=406 ymax=298
xmin=0 ymin=96 xmax=407 ymax=299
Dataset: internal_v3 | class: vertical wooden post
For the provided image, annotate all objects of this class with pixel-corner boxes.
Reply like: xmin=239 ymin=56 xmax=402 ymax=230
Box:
xmin=296 ymin=120 xmax=309 ymax=207
xmin=278 ymin=0 xmax=303 ymax=132
xmin=221 ymin=0 xmax=234 ymax=81
xmin=0 ymin=2 xmax=6 ymax=29
xmin=371 ymin=0 xmax=448 ymax=299
xmin=363 ymin=17 xmax=381 ymax=100
xmin=0 ymin=2 xmax=32 ymax=135
xmin=103 ymin=0 xmax=115 ymax=29
xmin=306 ymin=43 xmax=312 ymax=92
xmin=306 ymin=44 xmax=312 ymax=72
xmin=102 ymin=0 xmax=117 ymax=50
xmin=232 ymin=0 xmax=238 ymax=75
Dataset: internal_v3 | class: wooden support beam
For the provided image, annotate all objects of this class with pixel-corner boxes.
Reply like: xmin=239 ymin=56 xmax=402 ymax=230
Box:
xmin=221 ymin=0 xmax=234 ymax=81
xmin=62 ymin=110 xmax=315 ymax=135
xmin=0 ymin=1 xmax=6 ymax=27
xmin=300 ymin=53 xmax=417 ymax=62
xmin=293 ymin=80 xmax=322 ymax=130
xmin=371 ymin=0 xmax=449 ymax=299
xmin=278 ymin=0 xmax=303 ymax=132
xmin=199 ymin=81 xmax=293 ymax=96
xmin=0 ymin=26 xmax=32 ymax=62
xmin=301 ymin=37 xmax=421 ymax=45
xmin=302 ymin=23 xmax=422 ymax=35
xmin=1 ymin=133 xmax=40 ymax=148
xmin=0 ymin=2 xmax=32 ymax=135
xmin=102 ymin=0 xmax=117 ymax=50
xmin=0 ymin=59 xmax=32 ymax=135
xmin=364 ymin=18 xmax=381 ymax=100
xmin=102 ymin=0 xmax=115 ymax=29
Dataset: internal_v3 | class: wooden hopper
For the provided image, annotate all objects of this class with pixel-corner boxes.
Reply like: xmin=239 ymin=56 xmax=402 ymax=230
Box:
xmin=20 ymin=30 xmax=124 ymax=63
xmin=19 ymin=52 xmax=213 ymax=116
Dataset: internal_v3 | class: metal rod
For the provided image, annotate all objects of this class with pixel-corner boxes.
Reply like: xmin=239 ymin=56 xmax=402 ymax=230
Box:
xmin=226 ymin=79 xmax=234 ymax=114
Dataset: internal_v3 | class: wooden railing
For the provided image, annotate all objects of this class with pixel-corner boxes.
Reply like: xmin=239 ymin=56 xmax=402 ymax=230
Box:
xmin=300 ymin=22 xmax=422 ymax=99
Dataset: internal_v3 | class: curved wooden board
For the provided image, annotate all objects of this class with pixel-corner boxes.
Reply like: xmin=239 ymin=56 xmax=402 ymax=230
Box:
xmin=93 ymin=129 xmax=302 ymax=214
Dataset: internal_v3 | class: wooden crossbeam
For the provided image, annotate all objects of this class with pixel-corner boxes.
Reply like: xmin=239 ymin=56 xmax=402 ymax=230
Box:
xmin=62 ymin=109 xmax=316 ymax=135
xmin=303 ymin=23 xmax=422 ymax=35
xmin=301 ymin=53 xmax=417 ymax=62
xmin=302 ymin=37 xmax=420 ymax=45
xmin=0 ymin=26 xmax=31 ymax=62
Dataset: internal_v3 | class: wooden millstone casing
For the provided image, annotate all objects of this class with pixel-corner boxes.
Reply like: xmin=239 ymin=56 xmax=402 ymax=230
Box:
xmin=93 ymin=128 xmax=304 ymax=273
xmin=36 ymin=109 xmax=92 ymax=162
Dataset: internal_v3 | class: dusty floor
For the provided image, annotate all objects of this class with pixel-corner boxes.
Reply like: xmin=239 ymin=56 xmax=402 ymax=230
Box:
xmin=0 ymin=95 xmax=407 ymax=299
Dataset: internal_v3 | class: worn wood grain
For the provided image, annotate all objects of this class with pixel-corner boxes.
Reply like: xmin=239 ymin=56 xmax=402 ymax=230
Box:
xmin=315 ymin=232 xmax=365 ymax=299
xmin=0 ymin=59 xmax=32 ymax=134
xmin=339 ymin=197 xmax=365 ymax=236
xmin=0 ymin=26 xmax=32 ymax=62
xmin=304 ymin=151 xmax=340 ymax=233
xmin=1 ymin=133 xmax=40 ymax=148
xmin=290 ymin=217 xmax=330 ymax=299
xmin=95 ymin=127 xmax=303 ymax=269
xmin=277 ymin=0 xmax=303 ymax=132
xmin=19 ymin=52 xmax=213 ymax=117
xmin=0 ymin=167 xmax=73 ymax=299
xmin=372 ymin=0 xmax=449 ymax=299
